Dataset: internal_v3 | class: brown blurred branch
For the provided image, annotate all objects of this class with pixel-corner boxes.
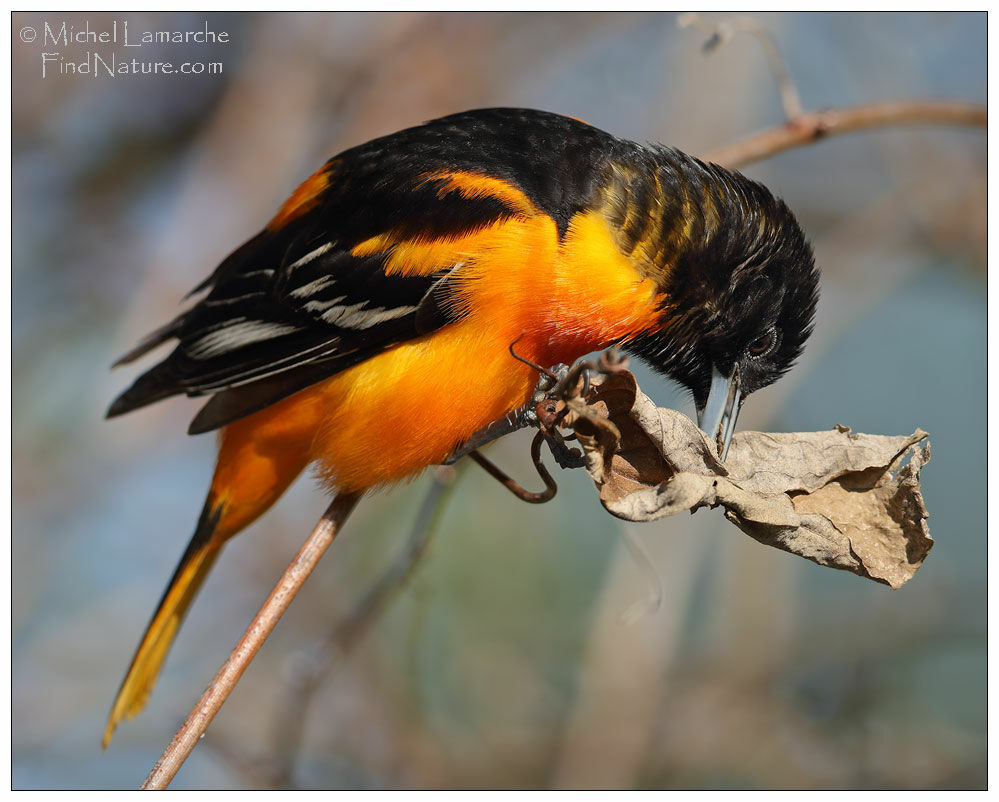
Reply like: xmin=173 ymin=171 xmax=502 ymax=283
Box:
xmin=679 ymin=14 xmax=986 ymax=170
xmin=141 ymin=492 xmax=361 ymax=790
xmin=705 ymin=100 xmax=987 ymax=169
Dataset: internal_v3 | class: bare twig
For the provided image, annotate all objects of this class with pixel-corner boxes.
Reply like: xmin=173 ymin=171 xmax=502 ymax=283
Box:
xmin=704 ymin=100 xmax=987 ymax=169
xmin=264 ymin=468 xmax=459 ymax=787
xmin=678 ymin=12 xmax=804 ymax=120
xmin=140 ymin=492 xmax=362 ymax=790
xmin=677 ymin=14 xmax=986 ymax=169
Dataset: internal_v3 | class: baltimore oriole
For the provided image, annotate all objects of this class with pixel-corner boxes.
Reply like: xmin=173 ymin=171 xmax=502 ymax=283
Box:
xmin=103 ymin=107 xmax=819 ymax=747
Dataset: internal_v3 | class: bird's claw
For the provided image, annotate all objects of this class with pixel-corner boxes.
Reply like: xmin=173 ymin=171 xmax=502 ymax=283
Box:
xmin=444 ymin=348 xmax=627 ymax=503
xmin=444 ymin=362 xmax=569 ymax=464
xmin=445 ymin=350 xmax=626 ymax=466
xmin=545 ymin=436 xmax=585 ymax=470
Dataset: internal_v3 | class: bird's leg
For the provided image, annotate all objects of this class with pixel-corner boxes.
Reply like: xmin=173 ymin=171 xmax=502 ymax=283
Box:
xmin=446 ymin=347 xmax=628 ymax=500
xmin=443 ymin=363 xmax=569 ymax=465
xmin=466 ymin=432 xmax=557 ymax=504
xmin=444 ymin=363 xmax=574 ymax=503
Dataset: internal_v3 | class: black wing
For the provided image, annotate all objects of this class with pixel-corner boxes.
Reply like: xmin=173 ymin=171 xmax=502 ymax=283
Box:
xmin=107 ymin=108 xmax=629 ymax=433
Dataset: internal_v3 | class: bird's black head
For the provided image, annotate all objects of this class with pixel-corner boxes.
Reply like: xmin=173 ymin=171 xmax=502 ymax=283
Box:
xmin=622 ymin=151 xmax=819 ymax=454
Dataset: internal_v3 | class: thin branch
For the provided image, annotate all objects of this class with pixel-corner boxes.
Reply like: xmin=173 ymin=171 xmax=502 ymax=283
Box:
xmin=140 ymin=491 xmax=362 ymax=790
xmin=677 ymin=14 xmax=986 ymax=169
xmin=678 ymin=12 xmax=804 ymax=120
xmin=264 ymin=468 xmax=459 ymax=788
xmin=704 ymin=100 xmax=987 ymax=169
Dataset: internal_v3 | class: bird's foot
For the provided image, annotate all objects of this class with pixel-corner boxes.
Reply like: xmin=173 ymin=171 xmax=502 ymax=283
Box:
xmin=443 ymin=363 xmax=569 ymax=465
xmin=443 ymin=347 xmax=628 ymax=503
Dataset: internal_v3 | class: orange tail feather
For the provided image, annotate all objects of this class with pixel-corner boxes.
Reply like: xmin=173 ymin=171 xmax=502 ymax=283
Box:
xmin=103 ymin=501 xmax=223 ymax=749
xmin=104 ymin=401 xmax=317 ymax=748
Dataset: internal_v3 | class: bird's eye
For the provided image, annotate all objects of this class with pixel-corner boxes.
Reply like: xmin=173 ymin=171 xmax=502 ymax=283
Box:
xmin=747 ymin=328 xmax=777 ymax=358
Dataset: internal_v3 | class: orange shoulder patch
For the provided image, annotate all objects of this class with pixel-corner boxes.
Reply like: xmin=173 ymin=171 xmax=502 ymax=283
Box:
xmin=351 ymin=218 xmax=524 ymax=278
xmin=420 ymin=169 xmax=538 ymax=217
xmin=348 ymin=170 xmax=545 ymax=278
xmin=267 ymin=162 xmax=333 ymax=231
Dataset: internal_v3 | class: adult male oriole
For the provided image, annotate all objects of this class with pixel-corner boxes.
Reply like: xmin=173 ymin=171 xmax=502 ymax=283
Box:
xmin=104 ymin=107 xmax=819 ymax=746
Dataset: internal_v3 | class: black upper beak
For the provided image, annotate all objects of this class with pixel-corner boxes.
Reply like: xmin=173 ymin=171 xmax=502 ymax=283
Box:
xmin=696 ymin=364 xmax=742 ymax=460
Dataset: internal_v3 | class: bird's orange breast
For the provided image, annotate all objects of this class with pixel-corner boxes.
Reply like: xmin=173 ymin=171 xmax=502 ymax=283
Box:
xmin=222 ymin=208 xmax=665 ymax=495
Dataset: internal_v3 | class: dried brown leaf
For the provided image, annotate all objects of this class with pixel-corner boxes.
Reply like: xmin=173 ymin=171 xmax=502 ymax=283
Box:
xmin=563 ymin=371 xmax=932 ymax=588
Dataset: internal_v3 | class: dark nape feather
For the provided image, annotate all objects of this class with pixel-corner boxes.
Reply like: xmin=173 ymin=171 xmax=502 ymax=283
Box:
xmin=106 ymin=361 xmax=182 ymax=418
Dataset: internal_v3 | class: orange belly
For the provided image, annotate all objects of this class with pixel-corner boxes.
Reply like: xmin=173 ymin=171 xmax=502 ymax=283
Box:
xmin=309 ymin=318 xmax=582 ymax=493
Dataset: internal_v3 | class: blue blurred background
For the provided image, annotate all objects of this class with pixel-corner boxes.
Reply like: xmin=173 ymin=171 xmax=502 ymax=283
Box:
xmin=12 ymin=11 xmax=986 ymax=789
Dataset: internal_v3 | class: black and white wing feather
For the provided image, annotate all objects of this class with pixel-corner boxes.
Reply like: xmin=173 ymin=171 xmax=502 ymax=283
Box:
xmin=107 ymin=108 xmax=623 ymax=433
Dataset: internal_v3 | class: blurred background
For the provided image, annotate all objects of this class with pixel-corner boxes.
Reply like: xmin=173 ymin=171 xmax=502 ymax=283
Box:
xmin=12 ymin=11 xmax=986 ymax=790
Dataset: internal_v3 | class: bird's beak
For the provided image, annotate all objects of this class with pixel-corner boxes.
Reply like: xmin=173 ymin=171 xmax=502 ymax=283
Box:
xmin=696 ymin=364 xmax=742 ymax=461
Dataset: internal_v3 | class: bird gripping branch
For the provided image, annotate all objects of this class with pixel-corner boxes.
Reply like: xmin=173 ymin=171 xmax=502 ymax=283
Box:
xmin=103 ymin=107 xmax=819 ymax=747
